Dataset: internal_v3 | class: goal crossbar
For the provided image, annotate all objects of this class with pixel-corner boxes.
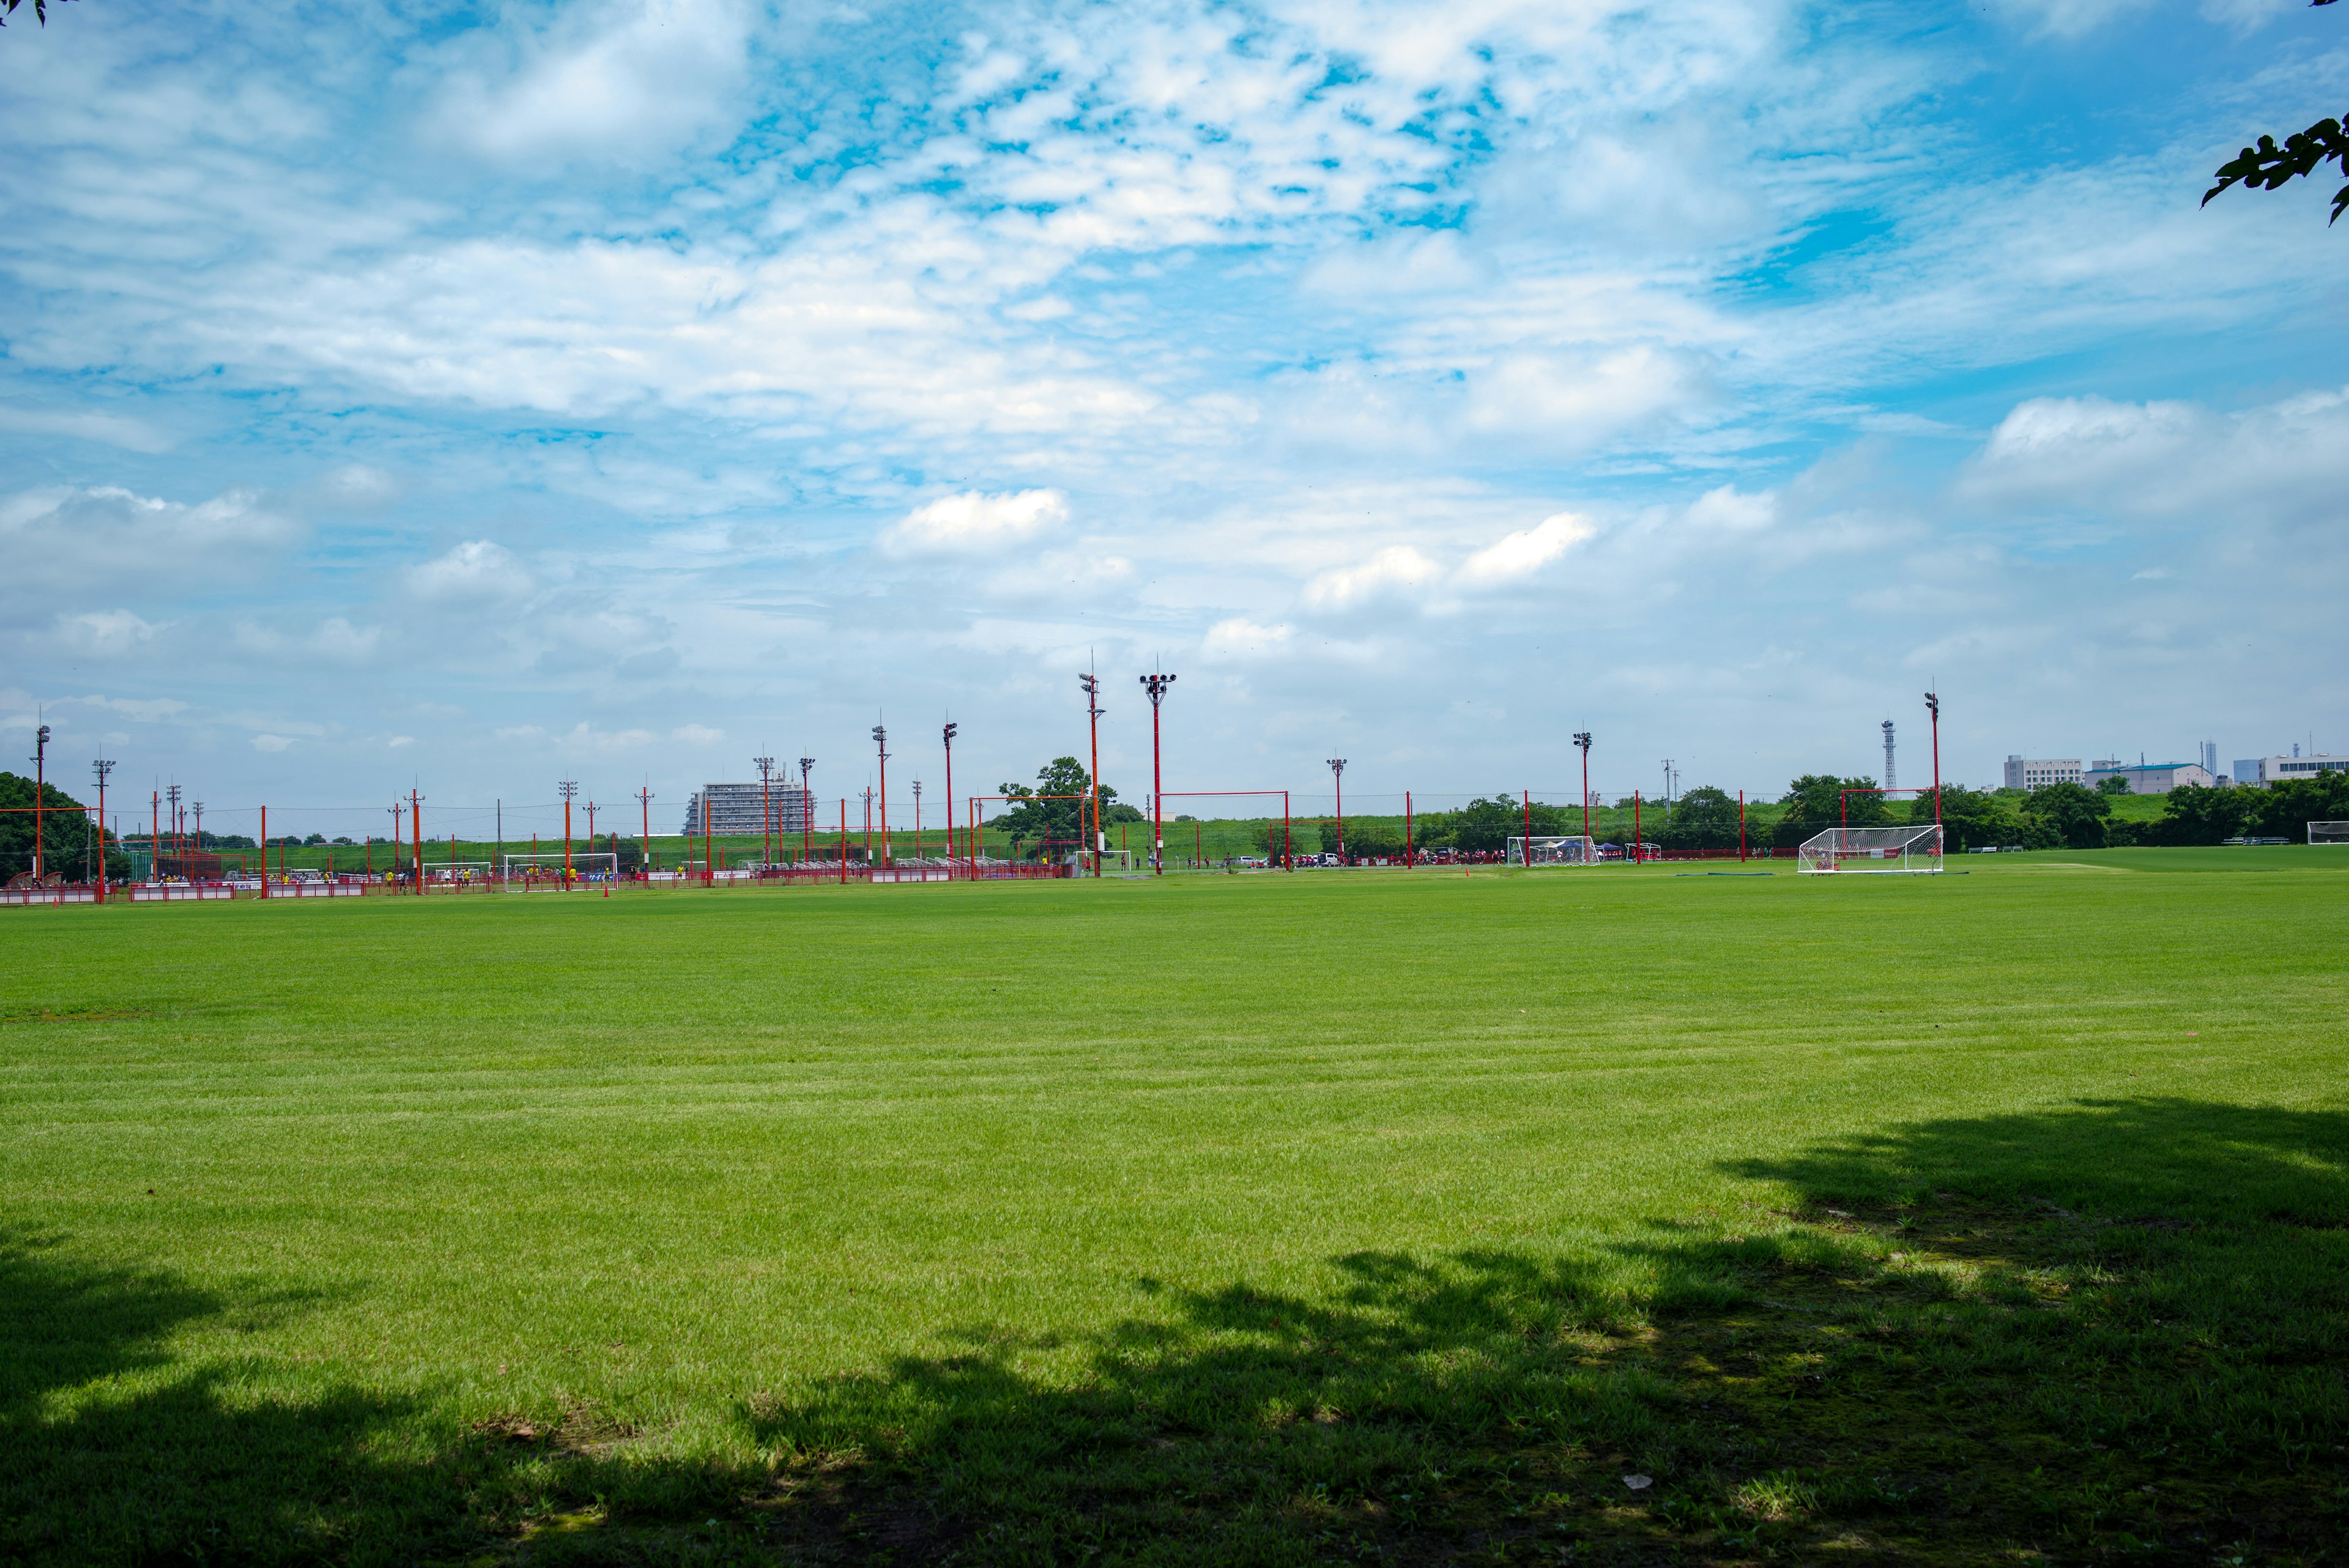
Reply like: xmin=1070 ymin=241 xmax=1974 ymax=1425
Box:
xmin=1798 ymin=823 xmax=1944 ymax=875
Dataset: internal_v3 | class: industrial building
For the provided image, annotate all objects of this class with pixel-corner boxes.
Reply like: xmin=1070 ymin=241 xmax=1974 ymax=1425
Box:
xmin=682 ymin=782 xmax=814 ymax=836
xmin=2232 ymin=751 xmax=2349 ymax=788
xmin=2081 ymin=760 xmax=2217 ymax=795
xmin=2003 ymin=756 xmax=2081 ymax=790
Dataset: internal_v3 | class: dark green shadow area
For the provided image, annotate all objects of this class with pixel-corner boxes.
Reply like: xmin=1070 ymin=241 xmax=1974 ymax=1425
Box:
xmin=8 ymin=1099 xmax=2348 ymax=1564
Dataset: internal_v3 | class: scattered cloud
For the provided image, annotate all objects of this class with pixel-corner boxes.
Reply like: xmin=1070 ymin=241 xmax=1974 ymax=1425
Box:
xmin=408 ymin=540 xmax=529 ymax=603
xmin=251 ymin=734 xmax=294 ymax=752
xmin=880 ymin=490 xmax=1069 ymax=557
xmin=1458 ymin=513 xmax=1598 ymax=586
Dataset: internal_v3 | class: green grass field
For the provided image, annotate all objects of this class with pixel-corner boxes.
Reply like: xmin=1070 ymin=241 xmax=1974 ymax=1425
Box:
xmin=4 ymin=851 xmax=2346 ymax=1564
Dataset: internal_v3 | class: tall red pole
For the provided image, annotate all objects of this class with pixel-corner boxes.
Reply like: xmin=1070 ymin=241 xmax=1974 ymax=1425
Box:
xmin=639 ymin=786 xmax=653 ymax=880
xmin=260 ymin=804 xmax=269 ymax=897
xmin=1523 ymin=789 xmax=1532 ymax=866
xmin=1633 ymin=791 xmax=1641 ymax=864
xmin=1140 ymin=672 xmax=1174 ymax=875
xmin=800 ymin=757 xmax=815 ymax=867
xmin=31 ymin=721 xmax=47 ymax=882
xmin=93 ymin=760 xmax=113 ymax=902
xmin=1080 ymin=671 xmax=1104 ymax=878
xmin=1739 ymin=790 xmax=1746 ymax=862
xmin=704 ymin=803 xmax=713 ymax=888
xmin=839 ymin=799 xmax=848 ymax=884
xmin=1926 ymin=691 xmax=1943 ymax=823
xmin=411 ymin=790 xmax=423 ymax=894
xmin=150 ymin=791 xmax=158 ymax=881
xmin=560 ymin=781 xmax=576 ymax=889
xmin=873 ymin=726 xmax=891 ymax=869
xmin=1575 ymin=732 xmax=1591 ymax=843
xmin=1405 ymin=789 xmax=1413 ymax=868
xmin=942 ymin=727 xmax=957 ymax=871
xmin=757 ymin=757 xmax=773 ymax=872
xmin=1282 ymin=790 xmax=1291 ymax=871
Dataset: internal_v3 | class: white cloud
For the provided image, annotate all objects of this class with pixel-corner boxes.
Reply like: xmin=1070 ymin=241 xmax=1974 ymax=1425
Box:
xmin=1458 ymin=513 xmax=1597 ymax=586
xmin=1301 ymin=546 xmax=1447 ymax=614
xmin=388 ymin=735 xmax=415 ymax=748
xmin=0 ymin=403 xmax=175 ymax=453
xmin=880 ymin=489 xmax=1069 ymax=556
xmin=55 ymin=610 xmax=164 ymax=656
xmin=670 ymin=724 xmax=724 ymax=745
xmin=407 ymin=540 xmax=529 ymax=603
xmin=1201 ymin=618 xmax=1295 ymax=661
xmin=251 ymin=734 xmax=294 ymax=752
xmin=308 ymin=618 xmax=383 ymax=661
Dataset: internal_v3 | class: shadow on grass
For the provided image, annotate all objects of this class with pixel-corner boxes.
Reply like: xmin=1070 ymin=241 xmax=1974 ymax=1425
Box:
xmin=7 ymin=1099 xmax=2347 ymax=1565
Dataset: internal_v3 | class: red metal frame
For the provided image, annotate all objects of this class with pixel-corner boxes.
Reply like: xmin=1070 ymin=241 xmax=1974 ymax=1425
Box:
xmin=1838 ymin=786 xmax=1939 ymax=828
xmin=1158 ymin=792 xmax=1292 ymax=869
xmin=965 ymin=793 xmax=1094 ymax=875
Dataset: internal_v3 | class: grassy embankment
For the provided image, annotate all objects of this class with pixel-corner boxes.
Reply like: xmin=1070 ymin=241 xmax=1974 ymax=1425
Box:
xmin=2 ymin=849 xmax=2344 ymax=1564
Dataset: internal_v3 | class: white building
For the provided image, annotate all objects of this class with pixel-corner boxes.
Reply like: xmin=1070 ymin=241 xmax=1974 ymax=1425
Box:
xmin=2235 ymin=752 xmax=2349 ymax=788
xmin=682 ymin=782 xmax=815 ymax=835
xmin=2003 ymin=756 xmax=2082 ymax=790
xmin=2081 ymin=760 xmax=2216 ymax=795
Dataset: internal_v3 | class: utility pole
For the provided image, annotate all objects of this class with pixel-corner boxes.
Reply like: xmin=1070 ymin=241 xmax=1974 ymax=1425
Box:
xmin=1326 ymin=759 xmax=1346 ymax=865
xmin=861 ymin=784 xmax=875 ymax=867
xmin=388 ymin=803 xmax=404 ymax=888
xmin=193 ymin=801 xmax=204 ymax=853
xmin=1573 ymin=731 xmax=1592 ymax=843
xmin=637 ymin=784 xmax=653 ymax=879
xmin=912 ymin=779 xmax=923 ymax=860
xmin=92 ymin=758 xmax=114 ymax=902
xmin=1080 ymin=664 xmax=1105 ymax=878
xmin=166 ymin=783 xmax=181 ymax=875
xmin=798 ymin=757 xmax=815 ymax=866
xmin=1139 ymin=671 xmax=1175 ymax=875
xmin=872 ymin=724 xmax=890 ymax=868
xmin=559 ymin=779 xmax=577 ymax=889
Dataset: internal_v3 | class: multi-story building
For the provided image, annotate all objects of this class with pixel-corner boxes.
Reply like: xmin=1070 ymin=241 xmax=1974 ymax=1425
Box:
xmin=2003 ymin=756 xmax=2082 ymax=790
xmin=2081 ymin=761 xmax=2217 ymax=795
xmin=682 ymin=782 xmax=814 ymax=836
xmin=2235 ymin=752 xmax=2349 ymax=788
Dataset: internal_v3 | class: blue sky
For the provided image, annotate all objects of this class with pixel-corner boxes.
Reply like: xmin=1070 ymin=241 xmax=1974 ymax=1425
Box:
xmin=3 ymin=0 xmax=2345 ymax=838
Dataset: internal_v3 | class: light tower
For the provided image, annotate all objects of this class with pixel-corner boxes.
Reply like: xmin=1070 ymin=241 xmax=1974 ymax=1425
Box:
xmin=1572 ymin=731 xmax=1593 ymax=843
xmin=1138 ymin=671 xmax=1175 ymax=875
xmin=798 ymin=755 xmax=815 ymax=865
xmin=871 ymin=724 xmax=891 ymax=867
xmin=1079 ymin=664 xmax=1105 ymax=878
xmin=1882 ymin=719 xmax=1898 ymax=793
xmin=31 ymin=720 xmax=48 ymax=881
xmin=166 ymin=782 xmax=182 ymax=869
xmin=1924 ymin=690 xmax=1942 ymax=824
xmin=193 ymin=800 xmax=204 ymax=849
xmin=911 ymin=778 xmax=924 ymax=859
xmin=937 ymin=728 xmax=954 ymax=866
xmin=558 ymin=779 xmax=578 ymax=887
xmin=755 ymin=755 xmax=775 ymax=871
xmin=1326 ymin=758 xmax=1347 ymax=864
xmin=637 ymin=784 xmax=655 ymax=879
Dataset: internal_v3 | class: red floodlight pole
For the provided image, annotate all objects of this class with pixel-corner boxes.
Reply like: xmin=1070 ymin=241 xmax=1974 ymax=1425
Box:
xmin=1140 ymin=670 xmax=1175 ymax=875
xmin=1405 ymin=790 xmax=1414 ymax=868
xmin=30 ymin=720 xmax=48 ymax=882
xmin=1080 ymin=665 xmax=1104 ymax=877
xmin=1739 ymin=790 xmax=1746 ymax=863
xmin=799 ymin=756 xmax=816 ymax=866
xmin=260 ymin=804 xmax=269 ymax=896
xmin=939 ymin=727 xmax=956 ymax=869
xmin=1523 ymin=789 xmax=1533 ymax=866
xmin=1573 ymin=731 xmax=1592 ymax=842
xmin=1337 ymin=762 xmax=1355 ymax=863
xmin=92 ymin=759 xmax=114 ymax=902
xmin=149 ymin=790 xmax=158 ymax=879
xmin=1926 ymin=689 xmax=1943 ymax=823
xmin=410 ymin=789 xmax=424 ymax=894
xmin=872 ymin=724 xmax=890 ymax=869
xmin=559 ymin=779 xmax=577 ymax=890
xmin=755 ymin=755 xmax=774 ymax=873
xmin=1633 ymin=790 xmax=1641 ymax=863
xmin=912 ymin=779 xmax=924 ymax=860
xmin=839 ymin=798 xmax=848 ymax=884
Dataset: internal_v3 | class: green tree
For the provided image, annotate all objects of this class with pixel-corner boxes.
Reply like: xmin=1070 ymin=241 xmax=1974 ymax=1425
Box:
xmin=1427 ymin=795 xmax=1568 ymax=855
xmin=0 ymin=771 xmax=117 ymax=883
xmin=1252 ymin=820 xmax=1316 ymax=865
xmin=1658 ymin=786 xmax=1740 ymax=851
xmin=992 ymin=758 xmax=1121 ymax=856
xmin=2148 ymin=783 xmax=2254 ymax=845
xmin=2022 ymin=781 xmax=2112 ymax=849
xmin=2246 ymin=771 xmax=2349 ymax=839
xmin=1343 ymin=822 xmax=1406 ymax=861
xmin=1916 ymin=784 xmax=2021 ymax=853
xmin=2204 ymin=1 xmax=2348 ymax=228
xmin=1772 ymin=775 xmax=1887 ymax=848
xmin=2096 ymin=775 xmax=2133 ymax=797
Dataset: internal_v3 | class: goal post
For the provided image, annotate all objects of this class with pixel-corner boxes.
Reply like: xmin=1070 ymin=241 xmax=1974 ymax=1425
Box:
xmin=500 ymin=852 xmax=620 ymax=884
xmin=1508 ymin=835 xmax=1599 ymax=866
xmin=2311 ymin=822 xmax=2349 ymax=845
xmin=1798 ymin=823 xmax=1944 ymax=875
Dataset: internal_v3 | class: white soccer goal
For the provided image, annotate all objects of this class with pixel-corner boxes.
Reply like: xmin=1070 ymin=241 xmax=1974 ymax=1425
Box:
xmin=1509 ymin=835 xmax=1600 ymax=866
xmin=421 ymin=861 xmax=494 ymax=885
xmin=1798 ymin=823 xmax=1944 ymax=875
xmin=501 ymin=852 xmax=621 ymax=884
xmin=2311 ymin=822 xmax=2349 ymax=845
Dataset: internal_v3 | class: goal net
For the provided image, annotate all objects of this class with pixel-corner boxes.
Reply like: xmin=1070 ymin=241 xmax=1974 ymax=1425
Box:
xmin=501 ymin=852 xmax=621 ymax=883
xmin=2311 ymin=822 xmax=2349 ymax=845
xmin=1508 ymin=835 xmax=1599 ymax=866
xmin=1798 ymin=824 xmax=1944 ymax=875
xmin=421 ymin=861 xmax=494 ymax=885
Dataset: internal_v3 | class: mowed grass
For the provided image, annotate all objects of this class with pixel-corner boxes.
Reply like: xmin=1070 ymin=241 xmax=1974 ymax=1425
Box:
xmin=3 ymin=853 xmax=2346 ymax=1565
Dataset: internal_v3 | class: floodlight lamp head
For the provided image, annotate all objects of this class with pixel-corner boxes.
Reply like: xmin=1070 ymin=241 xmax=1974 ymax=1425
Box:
xmin=940 ymin=723 xmax=956 ymax=746
xmin=1924 ymin=691 xmax=1940 ymax=717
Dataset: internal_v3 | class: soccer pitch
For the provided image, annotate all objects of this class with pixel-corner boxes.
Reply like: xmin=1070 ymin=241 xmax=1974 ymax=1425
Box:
xmin=4 ymin=853 xmax=2345 ymax=1564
